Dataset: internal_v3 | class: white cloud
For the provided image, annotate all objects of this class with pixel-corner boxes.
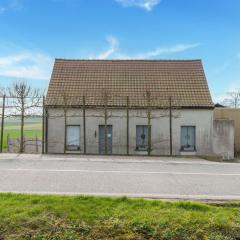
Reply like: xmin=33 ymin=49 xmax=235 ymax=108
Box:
xmin=92 ymin=36 xmax=200 ymax=60
xmin=129 ymin=44 xmax=200 ymax=59
xmin=0 ymin=0 xmax=24 ymax=15
xmin=0 ymin=51 xmax=53 ymax=80
xmin=0 ymin=36 xmax=199 ymax=80
xmin=115 ymin=0 xmax=161 ymax=11
xmin=94 ymin=36 xmax=119 ymax=59
xmin=0 ymin=7 xmax=6 ymax=14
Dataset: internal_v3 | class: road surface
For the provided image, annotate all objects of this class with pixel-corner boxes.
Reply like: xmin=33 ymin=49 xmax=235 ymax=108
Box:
xmin=0 ymin=154 xmax=240 ymax=201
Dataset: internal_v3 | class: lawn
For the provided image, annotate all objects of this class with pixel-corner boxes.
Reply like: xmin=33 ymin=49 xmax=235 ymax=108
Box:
xmin=1 ymin=119 xmax=42 ymax=150
xmin=0 ymin=194 xmax=240 ymax=240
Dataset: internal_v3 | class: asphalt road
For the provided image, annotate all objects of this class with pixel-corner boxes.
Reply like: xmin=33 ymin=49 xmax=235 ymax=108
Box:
xmin=0 ymin=154 xmax=240 ymax=201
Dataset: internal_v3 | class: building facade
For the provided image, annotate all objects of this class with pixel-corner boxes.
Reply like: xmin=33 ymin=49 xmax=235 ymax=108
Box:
xmin=45 ymin=59 xmax=215 ymax=156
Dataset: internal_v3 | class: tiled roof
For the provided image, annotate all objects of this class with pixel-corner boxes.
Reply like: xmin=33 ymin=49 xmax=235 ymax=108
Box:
xmin=46 ymin=59 xmax=214 ymax=108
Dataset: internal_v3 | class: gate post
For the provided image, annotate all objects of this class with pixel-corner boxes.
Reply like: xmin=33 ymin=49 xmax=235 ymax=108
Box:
xmin=0 ymin=95 xmax=6 ymax=153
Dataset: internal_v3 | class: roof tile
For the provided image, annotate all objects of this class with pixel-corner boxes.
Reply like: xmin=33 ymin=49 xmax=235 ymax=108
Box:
xmin=46 ymin=59 xmax=214 ymax=108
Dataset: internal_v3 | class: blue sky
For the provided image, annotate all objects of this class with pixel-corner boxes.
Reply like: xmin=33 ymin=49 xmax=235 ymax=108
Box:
xmin=0 ymin=0 xmax=240 ymax=102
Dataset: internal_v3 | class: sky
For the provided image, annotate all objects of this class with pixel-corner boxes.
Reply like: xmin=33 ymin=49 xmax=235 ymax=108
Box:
xmin=0 ymin=0 xmax=239 ymax=102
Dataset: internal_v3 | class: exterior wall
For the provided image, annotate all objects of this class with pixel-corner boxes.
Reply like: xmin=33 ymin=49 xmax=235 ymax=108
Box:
xmin=214 ymin=108 xmax=240 ymax=153
xmin=213 ymin=120 xmax=235 ymax=160
xmin=47 ymin=108 xmax=213 ymax=155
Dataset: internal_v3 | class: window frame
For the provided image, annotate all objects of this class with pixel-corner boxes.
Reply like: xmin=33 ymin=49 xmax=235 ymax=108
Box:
xmin=66 ymin=125 xmax=81 ymax=152
xmin=180 ymin=125 xmax=196 ymax=152
xmin=136 ymin=125 xmax=150 ymax=151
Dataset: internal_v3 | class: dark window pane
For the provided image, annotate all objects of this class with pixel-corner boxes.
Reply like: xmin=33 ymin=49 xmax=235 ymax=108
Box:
xmin=136 ymin=125 xmax=149 ymax=150
xmin=181 ymin=126 xmax=196 ymax=151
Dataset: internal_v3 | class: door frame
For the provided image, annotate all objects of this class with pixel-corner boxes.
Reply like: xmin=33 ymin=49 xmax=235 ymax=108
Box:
xmin=98 ymin=125 xmax=113 ymax=155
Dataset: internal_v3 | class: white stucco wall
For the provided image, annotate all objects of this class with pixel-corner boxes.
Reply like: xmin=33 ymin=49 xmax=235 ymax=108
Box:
xmin=46 ymin=108 xmax=213 ymax=155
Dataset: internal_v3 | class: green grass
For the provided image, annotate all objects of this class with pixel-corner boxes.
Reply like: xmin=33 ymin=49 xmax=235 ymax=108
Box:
xmin=1 ymin=119 xmax=42 ymax=150
xmin=2 ymin=129 xmax=42 ymax=149
xmin=0 ymin=194 xmax=240 ymax=239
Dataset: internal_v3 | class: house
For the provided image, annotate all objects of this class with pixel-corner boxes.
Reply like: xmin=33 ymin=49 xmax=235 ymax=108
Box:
xmin=45 ymin=59 xmax=215 ymax=156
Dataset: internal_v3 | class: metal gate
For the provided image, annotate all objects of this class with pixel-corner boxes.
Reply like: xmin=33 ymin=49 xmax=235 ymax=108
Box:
xmin=99 ymin=125 xmax=112 ymax=154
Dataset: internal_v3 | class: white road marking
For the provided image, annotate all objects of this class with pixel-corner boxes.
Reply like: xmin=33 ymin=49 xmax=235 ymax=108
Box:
xmin=0 ymin=168 xmax=240 ymax=176
xmin=0 ymin=190 xmax=240 ymax=200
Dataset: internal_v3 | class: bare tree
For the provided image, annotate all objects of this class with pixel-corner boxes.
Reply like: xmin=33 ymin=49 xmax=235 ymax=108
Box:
xmin=0 ymin=87 xmax=5 ymax=96
xmin=223 ymin=90 xmax=240 ymax=108
xmin=60 ymin=90 xmax=69 ymax=154
xmin=8 ymin=81 xmax=42 ymax=153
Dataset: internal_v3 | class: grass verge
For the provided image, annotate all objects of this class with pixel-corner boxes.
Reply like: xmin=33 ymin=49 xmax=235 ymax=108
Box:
xmin=0 ymin=194 xmax=240 ymax=239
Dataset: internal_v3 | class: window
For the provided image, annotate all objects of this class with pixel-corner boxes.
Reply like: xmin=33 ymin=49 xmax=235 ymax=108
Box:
xmin=66 ymin=125 xmax=80 ymax=151
xmin=181 ymin=126 xmax=196 ymax=151
xmin=136 ymin=125 xmax=150 ymax=151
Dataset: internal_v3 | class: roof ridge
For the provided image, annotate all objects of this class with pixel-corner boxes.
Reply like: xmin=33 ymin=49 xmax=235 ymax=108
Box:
xmin=55 ymin=58 xmax=202 ymax=62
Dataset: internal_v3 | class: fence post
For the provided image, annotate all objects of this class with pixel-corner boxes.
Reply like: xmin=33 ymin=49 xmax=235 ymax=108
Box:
xmin=20 ymin=96 xmax=24 ymax=153
xmin=126 ymin=96 xmax=129 ymax=155
xmin=36 ymin=136 xmax=38 ymax=153
xmin=104 ymin=93 xmax=108 ymax=155
xmin=83 ymin=96 xmax=86 ymax=154
xmin=42 ymin=96 xmax=45 ymax=154
xmin=169 ymin=97 xmax=173 ymax=156
xmin=0 ymin=95 xmax=6 ymax=153
xmin=64 ymin=109 xmax=67 ymax=153
xmin=45 ymin=108 xmax=48 ymax=153
xmin=22 ymin=136 xmax=25 ymax=153
xmin=7 ymin=134 xmax=9 ymax=152
xmin=147 ymin=92 xmax=151 ymax=156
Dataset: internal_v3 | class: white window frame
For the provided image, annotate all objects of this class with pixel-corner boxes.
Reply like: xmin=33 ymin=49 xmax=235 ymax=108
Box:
xmin=66 ymin=125 xmax=81 ymax=151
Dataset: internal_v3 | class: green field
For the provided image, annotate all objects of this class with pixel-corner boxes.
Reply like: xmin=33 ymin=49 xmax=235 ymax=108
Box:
xmin=1 ymin=118 xmax=42 ymax=150
xmin=0 ymin=194 xmax=240 ymax=239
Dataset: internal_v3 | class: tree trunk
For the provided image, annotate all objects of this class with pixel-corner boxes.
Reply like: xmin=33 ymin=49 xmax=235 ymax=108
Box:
xmin=20 ymin=106 xmax=24 ymax=153
xmin=64 ymin=109 xmax=67 ymax=153
xmin=83 ymin=96 xmax=86 ymax=154
xmin=147 ymin=93 xmax=151 ymax=156
xmin=126 ymin=96 xmax=129 ymax=155
xmin=169 ymin=97 xmax=173 ymax=156
xmin=104 ymin=98 xmax=108 ymax=155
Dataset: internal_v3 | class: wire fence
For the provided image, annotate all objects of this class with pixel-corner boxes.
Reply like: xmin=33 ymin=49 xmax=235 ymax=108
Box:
xmin=0 ymin=95 xmax=44 ymax=153
xmin=0 ymin=94 xmax=183 ymax=155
